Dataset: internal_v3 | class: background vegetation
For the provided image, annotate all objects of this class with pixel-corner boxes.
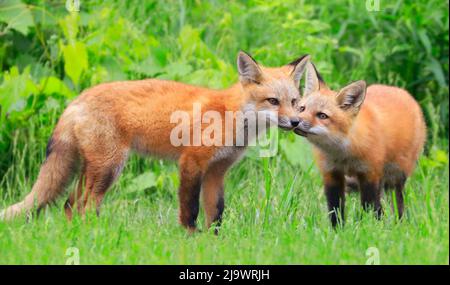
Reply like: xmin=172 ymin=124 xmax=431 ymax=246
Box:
xmin=0 ymin=0 xmax=448 ymax=264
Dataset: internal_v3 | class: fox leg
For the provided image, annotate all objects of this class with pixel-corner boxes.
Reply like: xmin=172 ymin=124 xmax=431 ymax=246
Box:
xmin=68 ymin=165 xmax=104 ymax=217
xmin=394 ymin=174 xmax=407 ymax=219
xmin=323 ymin=171 xmax=346 ymax=228
xmin=63 ymin=142 xmax=127 ymax=218
xmin=358 ymin=173 xmax=383 ymax=219
xmin=202 ymin=160 xmax=233 ymax=234
xmin=81 ymin=156 xmax=127 ymax=216
xmin=64 ymin=163 xmax=86 ymax=220
xmin=64 ymin=173 xmax=84 ymax=220
xmin=178 ymin=154 xmax=208 ymax=233
xmin=202 ymin=179 xmax=224 ymax=234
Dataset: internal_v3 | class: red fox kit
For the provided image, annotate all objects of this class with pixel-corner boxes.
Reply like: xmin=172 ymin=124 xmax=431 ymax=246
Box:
xmin=0 ymin=52 xmax=310 ymax=233
xmin=294 ymin=62 xmax=426 ymax=227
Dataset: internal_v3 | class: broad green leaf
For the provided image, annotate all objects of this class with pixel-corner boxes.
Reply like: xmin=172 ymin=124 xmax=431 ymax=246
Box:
xmin=62 ymin=41 xmax=88 ymax=86
xmin=124 ymin=172 xmax=157 ymax=194
xmin=39 ymin=76 xmax=74 ymax=98
xmin=0 ymin=0 xmax=33 ymax=35
xmin=59 ymin=13 xmax=79 ymax=41
xmin=0 ymin=66 xmax=38 ymax=123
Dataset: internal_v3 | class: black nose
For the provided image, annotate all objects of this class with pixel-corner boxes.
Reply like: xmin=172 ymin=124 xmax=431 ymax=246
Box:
xmin=290 ymin=119 xmax=300 ymax=127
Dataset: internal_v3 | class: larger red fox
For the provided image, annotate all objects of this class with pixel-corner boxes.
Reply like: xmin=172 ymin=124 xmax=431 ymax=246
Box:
xmin=294 ymin=62 xmax=426 ymax=227
xmin=0 ymin=52 xmax=310 ymax=233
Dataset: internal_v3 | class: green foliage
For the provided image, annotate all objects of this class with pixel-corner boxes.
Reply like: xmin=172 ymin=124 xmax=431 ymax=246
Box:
xmin=0 ymin=0 xmax=34 ymax=35
xmin=0 ymin=1 xmax=448 ymax=154
xmin=0 ymin=0 xmax=448 ymax=264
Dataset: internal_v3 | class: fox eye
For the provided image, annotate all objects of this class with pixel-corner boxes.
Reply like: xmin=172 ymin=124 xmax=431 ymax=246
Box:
xmin=299 ymin=106 xmax=305 ymax=112
xmin=317 ymin=112 xmax=329 ymax=120
xmin=291 ymin=99 xmax=297 ymax=106
xmin=267 ymin=98 xmax=280 ymax=106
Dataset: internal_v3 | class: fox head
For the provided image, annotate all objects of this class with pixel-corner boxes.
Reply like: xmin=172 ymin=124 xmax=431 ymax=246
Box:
xmin=293 ymin=62 xmax=367 ymax=152
xmin=237 ymin=51 xmax=310 ymax=130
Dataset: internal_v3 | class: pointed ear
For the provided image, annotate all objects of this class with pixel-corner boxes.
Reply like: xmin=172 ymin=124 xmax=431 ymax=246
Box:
xmin=336 ymin=80 xmax=367 ymax=113
xmin=237 ymin=51 xmax=262 ymax=84
xmin=288 ymin=54 xmax=310 ymax=89
xmin=304 ymin=62 xmax=322 ymax=96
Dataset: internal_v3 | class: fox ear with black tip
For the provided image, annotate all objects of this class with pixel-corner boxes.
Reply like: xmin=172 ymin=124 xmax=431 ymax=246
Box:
xmin=304 ymin=61 xmax=322 ymax=96
xmin=237 ymin=51 xmax=263 ymax=85
xmin=302 ymin=61 xmax=330 ymax=96
xmin=287 ymin=54 xmax=311 ymax=90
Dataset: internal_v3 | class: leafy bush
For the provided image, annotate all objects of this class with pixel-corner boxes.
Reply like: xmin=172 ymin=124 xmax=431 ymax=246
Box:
xmin=0 ymin=0 xmax=448 ymax=174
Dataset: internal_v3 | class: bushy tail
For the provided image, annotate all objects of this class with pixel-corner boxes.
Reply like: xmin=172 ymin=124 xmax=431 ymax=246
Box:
xmin=0 ymin=137 xmax=78 ymax=220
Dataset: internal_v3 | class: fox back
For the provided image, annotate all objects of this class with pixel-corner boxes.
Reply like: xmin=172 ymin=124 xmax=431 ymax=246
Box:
xmin=297 ymin=83 xmax=425 ymax=177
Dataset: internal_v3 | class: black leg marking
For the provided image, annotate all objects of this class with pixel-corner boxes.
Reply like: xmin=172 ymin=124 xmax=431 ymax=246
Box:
xmin=213 ymin=194 xmax=225 ymax=235
xmin=359 ymin=177 xmax=383 ymax=219
xmin=188 ymin=179 xmax=201 ymax=228
xmin=325 ymin=173 xmax=345 ymax=228
xmin=179 ymin=175 xmax=202 ymax=230
xmin=93 ymin=168 xmax=118 ymax=216
xmin=394 ymin=173 xmax=407 ymax=219
xmin=97 ymin=169 xmax=115 ymax=193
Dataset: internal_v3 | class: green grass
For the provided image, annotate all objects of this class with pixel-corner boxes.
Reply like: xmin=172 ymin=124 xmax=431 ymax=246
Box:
xmin=0 ymin=0 xmax=448 ymax=265
xmin=0 ymin=116 xmax=448 ymax=264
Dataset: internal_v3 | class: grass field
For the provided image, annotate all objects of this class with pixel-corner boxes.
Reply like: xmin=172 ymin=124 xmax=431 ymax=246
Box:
xmin=0 ymin=0 xmax=448 ymax=264
xmin=0 ymin=121 xmax=448 ymax=264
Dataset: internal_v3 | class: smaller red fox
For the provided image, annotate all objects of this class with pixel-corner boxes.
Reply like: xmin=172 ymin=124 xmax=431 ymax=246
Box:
xmin=294 ymin=62 xmax=426 ymax=227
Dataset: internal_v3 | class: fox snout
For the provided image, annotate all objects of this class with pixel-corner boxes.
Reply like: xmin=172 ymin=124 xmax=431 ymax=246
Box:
xmin=294 ymin=119 xmax=312 ymax=137
xmin=278 ymin=116 xmax=300 ymax=130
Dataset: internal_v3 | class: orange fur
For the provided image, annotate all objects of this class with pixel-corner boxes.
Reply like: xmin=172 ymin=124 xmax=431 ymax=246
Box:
xmin=0 ymin=52 xmax=310 ymax=233
xmin=295 ymin=63 xmax=426 ymax=226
